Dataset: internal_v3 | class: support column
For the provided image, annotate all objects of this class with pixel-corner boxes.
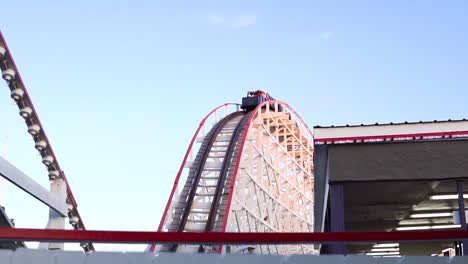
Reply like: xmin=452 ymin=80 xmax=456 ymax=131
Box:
xmin=39 ymin=178 xmax=66 ymax=250
xmin=456 ymin=180 xmax=467 ymax=256
xmin=330 ymin=183 xmax=346 ymax=255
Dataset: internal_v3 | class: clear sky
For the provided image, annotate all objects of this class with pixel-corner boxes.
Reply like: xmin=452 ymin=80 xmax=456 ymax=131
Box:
xmin=0 ymin=0 xmax=467 ymax=250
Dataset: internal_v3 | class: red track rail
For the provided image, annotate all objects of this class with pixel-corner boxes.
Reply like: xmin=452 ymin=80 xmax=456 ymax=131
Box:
xmin=1 ymin=228 xmax=468 ymax=244
xmin=0 ymin=32 xmax=80 ymax=205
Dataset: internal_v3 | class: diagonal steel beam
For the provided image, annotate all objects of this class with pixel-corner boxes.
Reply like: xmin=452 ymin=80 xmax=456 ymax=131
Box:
xmin=0 ymin=157 xmax=67 ymax=216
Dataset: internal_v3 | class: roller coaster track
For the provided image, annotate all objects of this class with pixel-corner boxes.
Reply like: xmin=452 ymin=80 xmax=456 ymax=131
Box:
xmin=152 ymin=101 xmax=316 ymax=255
xmin=159 ymin=111 xmax=251 ymax=252
xmin=0 ymin=32 xmax=93 ymax=252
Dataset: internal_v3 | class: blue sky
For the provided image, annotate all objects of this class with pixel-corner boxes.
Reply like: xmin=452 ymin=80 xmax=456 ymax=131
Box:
xmin=0 ymin=0 xmax=467 ymax=249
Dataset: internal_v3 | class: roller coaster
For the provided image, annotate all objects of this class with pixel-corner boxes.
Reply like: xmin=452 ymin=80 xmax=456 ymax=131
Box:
xmin=151 ymin=92 xmax=315 ymax=254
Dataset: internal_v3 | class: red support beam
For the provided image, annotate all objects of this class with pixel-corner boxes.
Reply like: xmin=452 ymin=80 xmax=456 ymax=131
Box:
xmin=1 ymin=228 xmax=468 ymax=244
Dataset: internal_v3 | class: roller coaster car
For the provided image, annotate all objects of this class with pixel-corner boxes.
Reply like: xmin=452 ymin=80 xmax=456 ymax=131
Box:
xmin=241 ymin=90 xmax=283 ymax=112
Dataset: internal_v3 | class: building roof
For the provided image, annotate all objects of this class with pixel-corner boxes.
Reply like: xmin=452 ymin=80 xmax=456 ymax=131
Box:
xmin=314 ymin=119 xmax=468 ymax=144
xmin=314 ymin=118 xmax=468 ymax=129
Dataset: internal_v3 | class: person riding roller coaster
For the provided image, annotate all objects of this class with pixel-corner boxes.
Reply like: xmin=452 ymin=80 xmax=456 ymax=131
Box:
xmin=241 ymin=90 xmax=282 ymax=112
xmin=248 ymin=90 xmax=272 ymax=100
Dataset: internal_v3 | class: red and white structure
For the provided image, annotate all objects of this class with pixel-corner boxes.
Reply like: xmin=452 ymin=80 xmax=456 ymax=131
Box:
xmin=152 ymin=100 xmax=316 ymax=254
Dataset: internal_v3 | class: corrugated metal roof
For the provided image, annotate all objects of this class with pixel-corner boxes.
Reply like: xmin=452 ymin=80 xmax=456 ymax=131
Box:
xmin=314 ymin=118 xmax=468 ymax=129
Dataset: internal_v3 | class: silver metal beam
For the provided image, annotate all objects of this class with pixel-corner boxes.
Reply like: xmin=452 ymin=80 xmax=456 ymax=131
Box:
xmin=0 ymin=156 xmax=67 ymax=216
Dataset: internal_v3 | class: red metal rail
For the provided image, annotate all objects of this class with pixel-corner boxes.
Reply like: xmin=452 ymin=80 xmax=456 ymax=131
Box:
xmin=1 ymin=228 xmax=468 ymax=244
